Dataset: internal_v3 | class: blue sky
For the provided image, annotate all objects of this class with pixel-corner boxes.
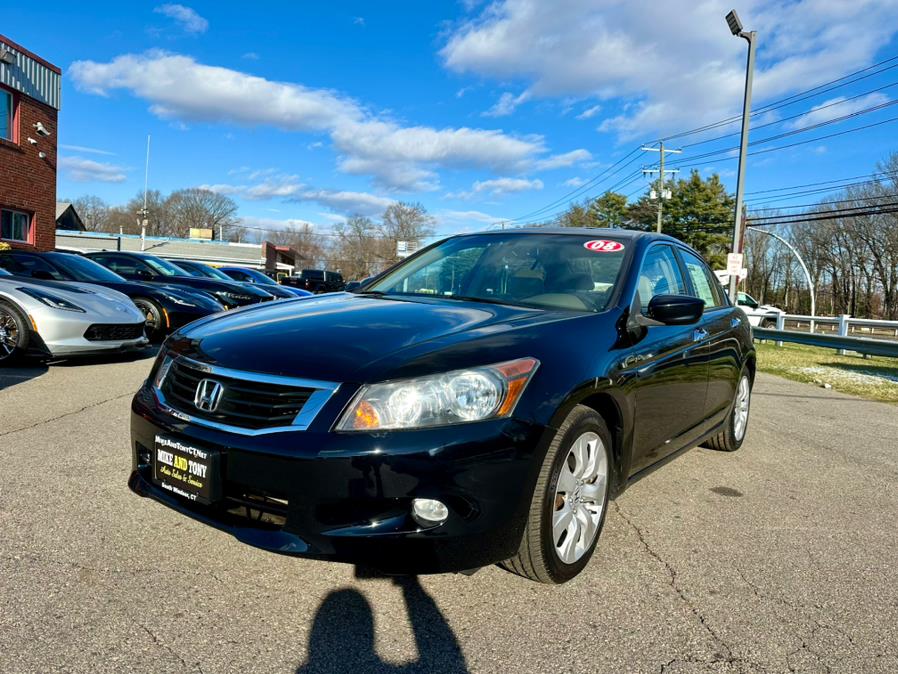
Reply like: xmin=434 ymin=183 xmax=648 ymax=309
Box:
xmin=7 ymin=0 xmax=898 ymax=239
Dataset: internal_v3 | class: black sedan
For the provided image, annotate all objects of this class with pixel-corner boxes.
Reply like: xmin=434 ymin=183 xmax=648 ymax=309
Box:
xmin=86 ymin=251 xmax=274 ymax=309
xmin=167 ymin=260 xmax=299 ymax=300
xmin=218 ymin=266 xmax=313 ymax=299
xmin=0 ymin=250 xmax=225 ymax=341
xmin=129 ymin=229 xmax=754 ymax=584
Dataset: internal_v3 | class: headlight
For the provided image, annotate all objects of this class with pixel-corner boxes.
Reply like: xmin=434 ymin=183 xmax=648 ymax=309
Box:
xmin=17 ymin=286 xmax=85 ymax=312
xmin=337 ymin=357 xmax=539 ymax=431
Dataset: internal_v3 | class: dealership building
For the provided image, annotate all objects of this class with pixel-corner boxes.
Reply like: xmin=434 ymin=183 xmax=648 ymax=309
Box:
xmin=0 ymin=34 xmax=61 ymax=252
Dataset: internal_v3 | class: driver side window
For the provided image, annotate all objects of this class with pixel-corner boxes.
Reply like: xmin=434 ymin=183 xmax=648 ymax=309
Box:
xmin=637 ymin=245 xmax=687 ymax=315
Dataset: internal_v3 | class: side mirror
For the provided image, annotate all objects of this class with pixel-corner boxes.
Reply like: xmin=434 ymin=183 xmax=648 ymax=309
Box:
xmin=31 ymin=270 xmax=55 ymax=281
xmin=647 ymin=294 xmax=704 ymax=325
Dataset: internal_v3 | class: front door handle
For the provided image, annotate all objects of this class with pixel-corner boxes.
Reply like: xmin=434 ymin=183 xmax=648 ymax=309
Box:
xmin=692 ymin=328 xmax=709 ymax=342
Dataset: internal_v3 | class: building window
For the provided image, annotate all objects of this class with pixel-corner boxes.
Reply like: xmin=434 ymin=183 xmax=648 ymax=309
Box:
xmin=1 ymin=209 xmax=31 ymax=243
xmin=0 ymin=89 xmax=12 ymax=141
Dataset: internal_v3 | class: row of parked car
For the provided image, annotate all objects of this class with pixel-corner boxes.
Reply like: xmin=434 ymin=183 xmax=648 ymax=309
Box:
xmin=0 ymin=249 xmax=318 ymax=365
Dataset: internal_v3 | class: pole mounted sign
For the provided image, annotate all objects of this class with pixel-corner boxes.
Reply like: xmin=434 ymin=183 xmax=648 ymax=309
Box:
xmin=726 ymin=252 xmax=744 ymax=276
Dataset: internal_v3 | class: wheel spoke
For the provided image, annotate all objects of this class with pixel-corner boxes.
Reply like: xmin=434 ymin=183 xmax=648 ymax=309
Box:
xmin=557 ymin=464 xmax=578 ymax=494
xmin=580 ymin=476 xmax=605 ymax=503
xmin=553 ymin=502 xmax=574 ymax=542
xmin=576 ymin=507 xmax=596 ymax=552
xmin=558 ymin=512 xmax=580 ymax=562
xmin=572 ymin=435 xmax=589 ymax=478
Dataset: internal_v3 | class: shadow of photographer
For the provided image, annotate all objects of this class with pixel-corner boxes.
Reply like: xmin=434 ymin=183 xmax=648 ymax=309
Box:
xmin=296 ymin=572 xmax=468 ymax=674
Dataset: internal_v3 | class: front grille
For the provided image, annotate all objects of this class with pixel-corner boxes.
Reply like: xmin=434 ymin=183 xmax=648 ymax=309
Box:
xmin=84 ymin=323 xmax=145 ymax=341
xmin=160 ymin=358 xmax=315 ymax=429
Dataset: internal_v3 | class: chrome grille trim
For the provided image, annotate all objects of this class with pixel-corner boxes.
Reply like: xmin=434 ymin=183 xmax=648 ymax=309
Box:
xmin=154 ymin=356 xmax=340 ymax=436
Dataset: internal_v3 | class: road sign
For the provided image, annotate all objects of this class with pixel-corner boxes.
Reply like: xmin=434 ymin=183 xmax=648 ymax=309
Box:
xmin=727 ymin=253 xmax=744 ymax=276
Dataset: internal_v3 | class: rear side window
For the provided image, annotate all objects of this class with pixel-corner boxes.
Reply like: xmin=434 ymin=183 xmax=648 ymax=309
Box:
xmin=94 ymin=255 xmax=144 ymax=276
xmin=679 ymin=249 xmax=726 ymax=309
xmin=637 ymin=245 xmax=687 ymax=314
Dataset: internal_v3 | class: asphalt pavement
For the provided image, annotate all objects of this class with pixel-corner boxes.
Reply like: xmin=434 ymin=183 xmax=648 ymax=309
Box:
xmin=1 ymin=353 xmax=896 ymax=673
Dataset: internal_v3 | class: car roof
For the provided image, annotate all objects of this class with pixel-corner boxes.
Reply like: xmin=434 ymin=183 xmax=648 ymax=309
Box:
xmin=453 ymin=227 xmax=682 ymax=244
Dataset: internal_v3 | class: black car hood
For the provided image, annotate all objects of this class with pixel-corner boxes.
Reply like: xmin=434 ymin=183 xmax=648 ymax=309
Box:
xmin=177 ymin=292 xmax=580 ymax=382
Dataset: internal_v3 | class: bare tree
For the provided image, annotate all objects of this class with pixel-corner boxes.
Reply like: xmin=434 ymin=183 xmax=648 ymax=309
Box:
xmin=167 ymin=188 xmax=239 ymax=239
xmin=70 ymin=195 xmax=111 ymax=232
xmin=269 ymin=222 xmax=325 ymax=268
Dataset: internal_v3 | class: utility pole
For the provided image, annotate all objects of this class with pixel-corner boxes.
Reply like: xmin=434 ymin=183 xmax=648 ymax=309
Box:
xmin=140 ymin=134 xmax=151 ymax=251
xmin=726 ymin=9 xmax=757 ymax=303
xmin=641 ymin=142 xmax=681 ymax=233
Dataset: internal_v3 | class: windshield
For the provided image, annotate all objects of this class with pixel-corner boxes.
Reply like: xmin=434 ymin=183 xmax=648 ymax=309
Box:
xmin=47 ymin=253 xmax=126 ymax=283
xmin=367 ymin=233 xmax=628 ymax=312
xmin=144 ymin=256 xmax=190 ymax=277
xmin=177 ymin=261 xmax=232 ymax=280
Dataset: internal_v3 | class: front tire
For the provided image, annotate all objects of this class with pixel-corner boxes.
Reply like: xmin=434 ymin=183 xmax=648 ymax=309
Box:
xmin=133 ymin=297 xmax=165 ymax=342
xmin=0 ymin=301 xmax=29 ymax=365
xmin=703 ymin=369 xmax=752 ymax=452
xmin=501 ymin=405 xmax=612 ymax=584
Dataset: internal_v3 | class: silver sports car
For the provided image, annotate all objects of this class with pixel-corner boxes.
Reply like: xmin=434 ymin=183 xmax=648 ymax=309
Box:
xmin=0 ymin=268 xmax=149 ymax=363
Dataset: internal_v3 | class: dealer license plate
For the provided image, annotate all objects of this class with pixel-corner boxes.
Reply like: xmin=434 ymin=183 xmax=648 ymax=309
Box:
xmin=153 ymin=434 xmax=220 ymax=505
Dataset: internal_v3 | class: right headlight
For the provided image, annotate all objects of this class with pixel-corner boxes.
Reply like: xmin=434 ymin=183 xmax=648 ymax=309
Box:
xmin=337 ymin=357 xmax=539 ymax=432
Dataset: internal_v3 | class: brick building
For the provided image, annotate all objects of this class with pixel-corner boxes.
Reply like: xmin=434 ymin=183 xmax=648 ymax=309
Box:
xmin=0 ymin=35 xmax=61 ymax=251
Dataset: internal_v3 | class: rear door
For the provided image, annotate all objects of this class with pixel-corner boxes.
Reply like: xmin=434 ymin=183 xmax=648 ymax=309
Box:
xmin=677 ymin=248 xmax=741 ymax=428
xmin=628 ymin=244 xmax=710 ymax=474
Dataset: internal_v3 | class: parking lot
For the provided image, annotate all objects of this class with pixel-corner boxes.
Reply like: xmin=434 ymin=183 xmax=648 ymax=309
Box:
xmin=0 ymin=353 xmax=894 ymax=673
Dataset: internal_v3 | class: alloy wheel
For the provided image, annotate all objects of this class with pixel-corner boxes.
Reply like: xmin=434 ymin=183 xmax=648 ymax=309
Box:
xmin=133 ymin=299 xmax=161 ymax=332
xmin=733 ymin=375 xmax=751 ymax=441
xmin=0 ymin=308 xmax=19 ymax=360
xmin=552 ymin=431 xmax=608 ymax=564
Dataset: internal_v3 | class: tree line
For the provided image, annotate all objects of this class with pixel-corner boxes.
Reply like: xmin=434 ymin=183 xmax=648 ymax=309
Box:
xmin=743 ymin=152 xmax=898 ymax=320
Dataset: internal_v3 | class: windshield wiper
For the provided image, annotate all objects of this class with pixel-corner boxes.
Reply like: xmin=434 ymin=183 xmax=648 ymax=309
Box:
xmin=440 ymin=294 xmax=528 ymax=308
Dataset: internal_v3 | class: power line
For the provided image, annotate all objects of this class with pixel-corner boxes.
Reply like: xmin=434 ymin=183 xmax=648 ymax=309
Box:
xmin=748 ymin=191 xmax=898 ymax=212
xmin=659 ymin=54 xmax=898 ymax=143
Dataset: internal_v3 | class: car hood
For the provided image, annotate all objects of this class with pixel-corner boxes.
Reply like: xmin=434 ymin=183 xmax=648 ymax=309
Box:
xmin=0 ymin=276 xmax=145 ymax=322
xmin=175 ymin=292 xmax=576 ymax=381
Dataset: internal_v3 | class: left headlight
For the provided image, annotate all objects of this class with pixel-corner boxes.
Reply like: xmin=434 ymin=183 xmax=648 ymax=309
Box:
xmin=17 ymin=286 xmax=85 ymax=313
xmin=337 ymin=357 xmax=539 ymax=432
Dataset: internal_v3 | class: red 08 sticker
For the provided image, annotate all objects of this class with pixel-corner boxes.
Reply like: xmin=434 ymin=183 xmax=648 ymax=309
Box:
xmin=584 ymin=239 xmax=624 ymax=253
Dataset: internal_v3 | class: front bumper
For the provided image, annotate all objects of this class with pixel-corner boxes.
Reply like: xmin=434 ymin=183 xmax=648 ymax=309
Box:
xmin=129 ymin=385 xmax=549 ymax=573
xmin=32 ymin=313 xmax=148 ymax=357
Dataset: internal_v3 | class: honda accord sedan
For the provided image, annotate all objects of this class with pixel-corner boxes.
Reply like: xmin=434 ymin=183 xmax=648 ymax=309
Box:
xmin=129 ymin=229 xmax=755 ymax=583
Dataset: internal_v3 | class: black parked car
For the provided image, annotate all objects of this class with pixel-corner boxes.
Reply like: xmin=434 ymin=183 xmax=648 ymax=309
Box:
xmin=0 ymin=250 xmax=225 ymax=341
xmin=218 ymin=266 xmax=313 ymax=299
xmin=86 ymin=251 xmax=274 ymax=310
xmin=166 ymin=259 xmax=299 ymax=300
xmin=129 ymin=229 xmax=754 ymax=584
xmin=282 ymin=269 xmax=345 ymax=293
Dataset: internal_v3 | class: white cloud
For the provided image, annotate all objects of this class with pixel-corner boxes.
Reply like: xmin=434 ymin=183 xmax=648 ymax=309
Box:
xmin=353 ymin=17 xmax=365 ymax=26
xmin=576 ymin=104 xmax=602 ymax=120
xmin=436 ymin=209 xmax=508 ymax=233
xmin=59 ymin=156 xmax=128 ymax=183
xmin=295 ymin=190 xmax=395 ymax=216
xmin=784 ymin=93 xmax=891 ymax=130
xmin=69 ymin=51 xmax=586 ymax=191
xmin=483 ymin=91 xmax=530 ymax=117
xmin=473 ymin=176 xmax=543 ymax=195
xmin=239 ymin=215 xmax=317 ymax=230
xmin=59 ymin=144 xmax=115 ymax=156
xmin=153 ymin=4 xmax=208 ymax=34
xmin=442 ymin=0 xmax=898 ymax=140
xmin=533 ymin=148 xmax=591 ymax=170
xmin=564 ymin=176 xmax=587 ymax=188
xmin=242 ymin=52 xmax=260 ymax=61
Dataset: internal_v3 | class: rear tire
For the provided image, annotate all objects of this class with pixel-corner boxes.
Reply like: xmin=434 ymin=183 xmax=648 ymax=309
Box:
xmin=133 ymin=297 xmax=165 ymax=342
xmin=703 ymin=369 xmax=752 ymax=452
xmin=0 ymin=300 xmax=29 ymax=365
xmin=501 ymin=405 xmax=612 ymax=584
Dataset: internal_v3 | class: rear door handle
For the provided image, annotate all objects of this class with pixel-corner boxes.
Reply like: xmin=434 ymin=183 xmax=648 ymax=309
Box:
xmin=692 ymin=328 xmax=709 ymax=342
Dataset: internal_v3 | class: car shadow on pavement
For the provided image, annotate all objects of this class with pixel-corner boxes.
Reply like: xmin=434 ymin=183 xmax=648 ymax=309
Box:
xmin=0 ymin=362 xmax=48 ymax=392
xmin=49 ymin=345 xmax=160 ymax=368
xmin=295 ymin=573 xmax=469 ymax=674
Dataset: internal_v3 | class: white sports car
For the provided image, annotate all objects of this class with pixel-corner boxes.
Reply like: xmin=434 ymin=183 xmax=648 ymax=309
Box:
xmin=0 ymin=268 xmax=148 ymax=364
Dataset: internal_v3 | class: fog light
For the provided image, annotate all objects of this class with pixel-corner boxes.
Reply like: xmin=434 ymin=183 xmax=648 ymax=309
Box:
xmin=412 ymin=498 xmax=449 ymax=525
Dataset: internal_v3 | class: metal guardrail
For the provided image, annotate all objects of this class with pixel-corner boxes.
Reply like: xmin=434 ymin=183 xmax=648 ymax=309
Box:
xmin=753 ymin=327 xmax=898 ymax=358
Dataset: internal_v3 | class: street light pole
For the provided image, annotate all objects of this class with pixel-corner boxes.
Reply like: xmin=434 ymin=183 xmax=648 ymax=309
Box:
xmin=726 ymin=9 xmax=756 ymax=304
